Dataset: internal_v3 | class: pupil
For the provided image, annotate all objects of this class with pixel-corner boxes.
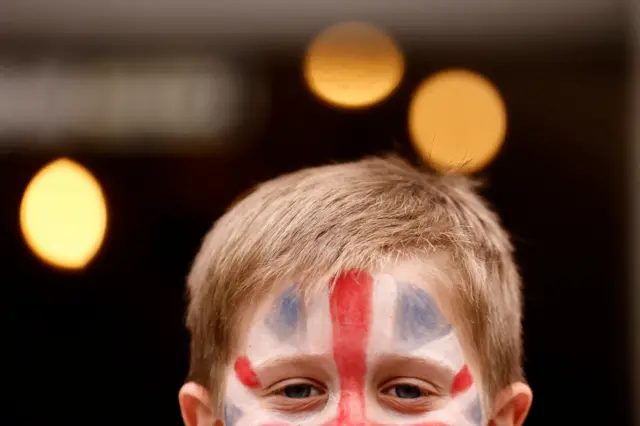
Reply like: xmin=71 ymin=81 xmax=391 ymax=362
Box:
xmin=284 ymin=384 xmax=312 ymax=398
xmin=395 ymin=385 xmax=421 ymax=399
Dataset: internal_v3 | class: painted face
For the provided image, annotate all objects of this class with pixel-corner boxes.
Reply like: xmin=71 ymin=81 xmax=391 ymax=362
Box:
xmin=224 ymin=270 xmax=482 ymax=426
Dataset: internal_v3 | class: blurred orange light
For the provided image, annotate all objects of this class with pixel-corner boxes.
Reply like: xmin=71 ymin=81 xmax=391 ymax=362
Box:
xmin=304 ymin=22 xmax=404 ymax=109
xmin=19 ymin=158 xmax=108 ymax=270
xmin=408 ymin=69 xmax=507 ymax=173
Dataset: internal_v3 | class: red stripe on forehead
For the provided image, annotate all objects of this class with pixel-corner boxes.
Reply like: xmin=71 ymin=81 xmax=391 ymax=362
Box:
xmin=329 ymin=270 xmax=373 ymax=423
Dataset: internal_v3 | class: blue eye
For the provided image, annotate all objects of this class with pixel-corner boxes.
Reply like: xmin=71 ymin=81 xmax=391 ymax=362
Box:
xmin=388 ymin=384 xmax=423 ymax=399
xmin=282 ymin=384 xmax=320 ymax=399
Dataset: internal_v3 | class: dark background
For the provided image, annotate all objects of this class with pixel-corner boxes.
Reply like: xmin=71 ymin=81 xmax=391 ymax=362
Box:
xmin=1 ymin=12 xmax=632 ymax=426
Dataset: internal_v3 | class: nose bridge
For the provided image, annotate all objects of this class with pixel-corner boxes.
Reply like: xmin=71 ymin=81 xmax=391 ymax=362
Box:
xmin=335 ymin=386 xmax=369 ymax=425
xmin=333 ymin=420 xmax=372 ymax=426
xmin=333 ymin=357 xmax=371 ymax=426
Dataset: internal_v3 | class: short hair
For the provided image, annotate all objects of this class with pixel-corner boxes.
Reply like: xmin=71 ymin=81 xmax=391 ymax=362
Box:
xmin=185 ymin=155 xmax=524 ymax=413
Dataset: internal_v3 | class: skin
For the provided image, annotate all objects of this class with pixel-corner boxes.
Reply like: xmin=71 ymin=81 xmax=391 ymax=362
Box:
xmin=179 ymin=264 xmax=532 ymax=426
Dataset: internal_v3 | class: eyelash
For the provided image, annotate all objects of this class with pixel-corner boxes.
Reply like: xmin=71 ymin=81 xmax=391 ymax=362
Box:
xmin=380 ymin=379 xmax=437 ymax=399
xmin=269 ymin=380 xmax=326 ymax=398
xmin=265 ymin=378 xmax=439 ymax=415
xmin=383 ymin=384 xmax=425 ymax=398
xmin=268 ymin=381 xmax=434 ymax=399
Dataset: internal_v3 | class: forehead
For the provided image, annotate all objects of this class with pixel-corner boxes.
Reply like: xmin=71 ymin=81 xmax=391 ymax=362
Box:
xmin=226 ymin=269 xmax=483 ymax=426
xmin=243 ymin=267 xmax=464 ymax=369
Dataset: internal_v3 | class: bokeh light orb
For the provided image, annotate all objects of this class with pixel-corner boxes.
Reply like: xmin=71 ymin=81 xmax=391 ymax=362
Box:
xmin=20 ymin=158 xmax=108 ymax=270
xmin=304 ymin=22 xmax=404 ymax=109
xmin=408 ymin=69 xmax=507 ymax=173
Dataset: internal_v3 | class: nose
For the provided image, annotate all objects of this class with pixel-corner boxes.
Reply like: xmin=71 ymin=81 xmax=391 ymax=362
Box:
xmin=332 ymin=418 xmax=376 ymax=426
xmin=333 ymin=391 xmax=372 ymax=426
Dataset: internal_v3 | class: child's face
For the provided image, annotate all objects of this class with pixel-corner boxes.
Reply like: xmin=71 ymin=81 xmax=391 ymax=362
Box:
xmin=223 ymin=268 xmax=483 ymax=426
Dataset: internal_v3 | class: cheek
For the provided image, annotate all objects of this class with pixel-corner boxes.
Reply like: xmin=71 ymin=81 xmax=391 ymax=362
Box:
xmin=224 ymin=371 xmax=285 ymax=426
xmin=465 ymin=396 xmax=483 ymax=426
xmin=224 ymin=361 xmax=264 ymax=417
xmin=362 ymin=392 xmax=482 ymax=426
xmin=446 ymin=387 xmax=483 ymax=426
xmin=443 ymin=367 xmax=483 ymax=426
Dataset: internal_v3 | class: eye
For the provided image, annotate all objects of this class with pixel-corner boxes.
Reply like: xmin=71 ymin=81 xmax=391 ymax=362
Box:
xmin=379 ymin=378 xmax=438 ymax=401
xmin=265 ymin=379 xmax=328 ymax=413
xmin=281 ymin=383 xmax=322 ymax=399
xmin=267 ymin=379 xmax=326 ymax=400
xmin=378 ymin=379 xmax=441 ymax=414
xmin=385 ymin=384 xmax=424 ymax=399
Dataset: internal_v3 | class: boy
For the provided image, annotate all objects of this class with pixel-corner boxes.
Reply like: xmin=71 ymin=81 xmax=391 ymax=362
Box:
xmin=179 ymin=156 xmax=532 ymax=426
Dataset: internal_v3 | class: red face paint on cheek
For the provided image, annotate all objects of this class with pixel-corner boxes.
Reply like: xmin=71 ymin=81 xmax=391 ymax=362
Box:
xmin=450 ymin=364 xmax=473 ymax=397
xmin=234 ymin=356 xmax=261 ymax=389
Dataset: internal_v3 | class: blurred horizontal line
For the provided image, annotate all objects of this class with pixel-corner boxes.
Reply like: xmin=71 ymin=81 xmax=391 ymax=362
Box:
xmin=0 ymin=60 xmax=244 ymax=138
xmin=0 ymin=0 xmax=626 ymax=48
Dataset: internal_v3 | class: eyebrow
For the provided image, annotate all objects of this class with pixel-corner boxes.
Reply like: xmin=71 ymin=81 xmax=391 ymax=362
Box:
xmin=372 ymin=354 xmax=457 ymax=392
xmin=252 ymin=354 xmax=335 ymax=387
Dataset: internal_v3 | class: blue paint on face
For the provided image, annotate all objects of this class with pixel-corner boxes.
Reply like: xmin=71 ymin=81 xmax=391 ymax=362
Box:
xmin=265 ymin=286 xmax=305 ymax=340
xmin=223 ymin=402 xmax=243 ymax=426
xmin=467 ymin=395 xmax=483 ymax=425
xmin=395 ymin=284 xmax=452 ymax=346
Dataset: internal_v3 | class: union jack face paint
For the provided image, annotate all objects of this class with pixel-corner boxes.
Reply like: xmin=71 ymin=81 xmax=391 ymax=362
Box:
xmin=224 ymin=269 xmax=482 ymax=426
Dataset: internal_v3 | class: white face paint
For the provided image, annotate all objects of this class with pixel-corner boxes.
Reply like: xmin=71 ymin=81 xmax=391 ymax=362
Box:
xmin=223 ymin=267 xmax=483 ymax=426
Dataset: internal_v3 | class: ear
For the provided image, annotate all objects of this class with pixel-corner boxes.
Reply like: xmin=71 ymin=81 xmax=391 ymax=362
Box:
xmin=178 ymin=382 xmax=219 ymax=426
xmin=488 ymin=382 xmax=533 ymax=426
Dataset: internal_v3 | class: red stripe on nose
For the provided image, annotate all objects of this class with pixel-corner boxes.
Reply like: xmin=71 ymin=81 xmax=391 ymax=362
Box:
xmin=329 ymin=270 xmax=374 ymax=424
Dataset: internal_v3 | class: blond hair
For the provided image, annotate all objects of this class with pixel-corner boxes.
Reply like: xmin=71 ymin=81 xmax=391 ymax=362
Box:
xmin=185 ymin=156 xmax=524 ymax=413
